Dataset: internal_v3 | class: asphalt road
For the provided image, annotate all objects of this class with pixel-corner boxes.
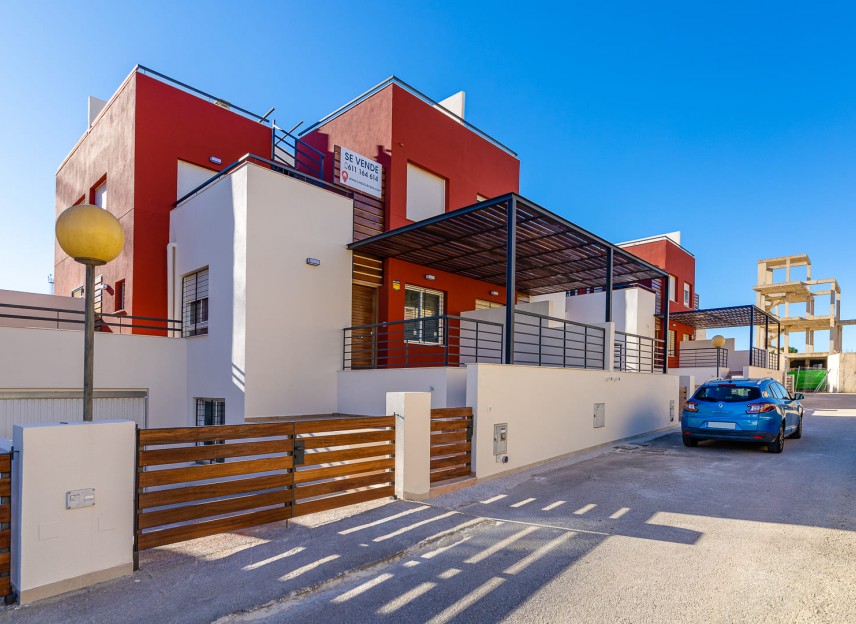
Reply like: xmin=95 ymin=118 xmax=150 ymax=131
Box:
xmin=4 ymin=394 xmax=854 ymax=624
xmin=220 ymin=393 xmax=856 ymax=624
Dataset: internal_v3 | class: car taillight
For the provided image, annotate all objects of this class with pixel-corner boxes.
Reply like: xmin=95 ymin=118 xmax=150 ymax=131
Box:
xmin=684 ymin=402 xmax=698 ymax=412
xmin=746 ymin=403 xmax=776 ymax=414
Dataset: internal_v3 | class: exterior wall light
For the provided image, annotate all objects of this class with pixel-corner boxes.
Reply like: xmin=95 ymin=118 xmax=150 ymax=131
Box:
xmin=55 ymin=204 xmax=125 ymax=422
xmin=209 ymin=156 xmax=222 ymax=165
xmin=489 ymin=290 xmax=499 ymax=296
xmin=425 ymin=274 xmax=436 ymax=281
xmin=306 ymin=258 xmax=321 ymax=266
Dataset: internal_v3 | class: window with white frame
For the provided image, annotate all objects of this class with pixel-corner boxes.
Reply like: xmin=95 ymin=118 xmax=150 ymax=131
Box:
xmin=683 ymin=282 xmax=691 ymax=307
xmin=406 ymin=163 xmax=446 ymax=222
xmin=404 ymin=285 xmax=444 ymax=344
xmin=668 ymin=275 xmax=677 ymax=302
xmin=94 ymin=180 xmax=107 ymax=209
xmin=182 ymin=268 xmax=209 ymax=337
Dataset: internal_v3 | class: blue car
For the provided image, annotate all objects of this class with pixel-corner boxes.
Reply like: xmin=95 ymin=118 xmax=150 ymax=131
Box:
xmin=681 ymin=378 xmax=804 ymax=453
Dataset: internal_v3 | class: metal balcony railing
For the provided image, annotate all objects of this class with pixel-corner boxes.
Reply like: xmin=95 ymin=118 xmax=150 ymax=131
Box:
xmin=614 ymin=331 xmax=665 ymax=373
xmin=678 ymin=347 xmax=728 ymax=368
xmin=750 ymin=348 xmax=779 ymax=370
xmin=0 ymin=302 xmax=182 ymax=335
xmin=512 ymin=311 xmax=606 ymax=370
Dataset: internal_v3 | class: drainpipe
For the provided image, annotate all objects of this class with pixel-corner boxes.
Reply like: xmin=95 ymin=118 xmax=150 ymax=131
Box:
xmin=167 ymin=242 xmax=177 ymax=336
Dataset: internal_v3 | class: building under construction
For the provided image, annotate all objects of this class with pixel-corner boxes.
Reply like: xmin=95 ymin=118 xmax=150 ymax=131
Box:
xmin=755 ymin=254 xmax=856 ymax=391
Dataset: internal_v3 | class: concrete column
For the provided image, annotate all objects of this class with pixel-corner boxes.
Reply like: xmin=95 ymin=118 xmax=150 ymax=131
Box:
xmin=12 ymin=421 xmax=136 ymax=604
xmin=593 ymin=322 xmax=615 ymax=372
xmin=387 ymin=392 xmax=432 ymax=501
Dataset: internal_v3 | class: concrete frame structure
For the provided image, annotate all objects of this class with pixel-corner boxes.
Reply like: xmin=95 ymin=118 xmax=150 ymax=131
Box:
xmin=754 ymin=254 xmax=855 ymax=365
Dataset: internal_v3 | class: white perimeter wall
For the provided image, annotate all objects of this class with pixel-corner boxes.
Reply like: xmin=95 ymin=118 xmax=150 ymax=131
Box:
xmin=828 ymin=353 xmax=856 ymax=392
xmin=466 ymin=364 xmax=678 ymax=479
xmin=561 ymin=288 xmax=656 ymax=337
xmin=0 ymin=327 xmax=187 ymax=429
xmin=338 ymin=367 xmax=468 ymax=415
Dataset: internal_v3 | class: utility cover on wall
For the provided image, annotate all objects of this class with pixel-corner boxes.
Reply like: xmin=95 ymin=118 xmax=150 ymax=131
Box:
xmin=593 ymin=403 xmax=606 ymax=428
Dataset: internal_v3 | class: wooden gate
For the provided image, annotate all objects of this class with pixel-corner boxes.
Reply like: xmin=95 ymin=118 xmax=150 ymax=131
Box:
xmin=135 ymin=416 xmax=395 ymax=554
xmin=429 ymin=408 xmax=474 ymax=484
xmin=0 ymin=452 xmax=11 ymax=600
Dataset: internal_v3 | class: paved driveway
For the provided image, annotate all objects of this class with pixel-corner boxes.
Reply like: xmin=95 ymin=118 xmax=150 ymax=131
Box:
xmin=4 ymin=395 xmax=855 ymax=624
xmin=222 ymin=394 xmax=856 ymax=624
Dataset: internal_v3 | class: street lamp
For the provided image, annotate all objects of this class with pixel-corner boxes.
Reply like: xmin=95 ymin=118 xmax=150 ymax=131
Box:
xmin=56 ymin=204 xmax=125 ymax=422
xmin=711 ymin=334 xmax=726 ymax=379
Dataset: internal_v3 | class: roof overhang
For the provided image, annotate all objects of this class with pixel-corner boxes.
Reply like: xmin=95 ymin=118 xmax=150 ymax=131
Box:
xmin=667 ymin=305 xmax=779 ymax=330
xmin=348 ymin=194 xmax=668 ymax=295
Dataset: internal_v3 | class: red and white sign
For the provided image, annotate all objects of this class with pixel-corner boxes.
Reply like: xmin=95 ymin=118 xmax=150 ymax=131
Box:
xmin=338 ymin=146 xmax=382 ymax=198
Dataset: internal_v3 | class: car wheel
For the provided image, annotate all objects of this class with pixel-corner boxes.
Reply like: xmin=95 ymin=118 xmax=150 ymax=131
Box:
xmin=790 ymin=415 xmax=803 ymax=439
xmin=767 ymin=423 xmax=785 ymax=453
xmin=682 ymin=436 xmax=698 ymax=447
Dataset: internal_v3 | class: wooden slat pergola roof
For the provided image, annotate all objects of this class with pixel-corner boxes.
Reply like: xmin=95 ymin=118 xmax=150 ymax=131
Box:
xmin=348 ymin=194 xmax=667 ymax=295
xmin=668 ymin=305 xmax=779 ymax=330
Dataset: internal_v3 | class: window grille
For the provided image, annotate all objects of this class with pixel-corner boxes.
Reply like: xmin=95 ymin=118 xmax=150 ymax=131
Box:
xmin=474 ymin=299 xmax=502 ymax=310
xmin=668 ymin=330 xmax=676 ymax=357
xmin=404 ymin=285 xmax=444 ymax=344
xmin=196 ymin=398 xmax=225 ymax=463
xmin=115 ymin=280 xmax=126 ymax=312
xmin=183 ymin=268 xmax=209 ymax=337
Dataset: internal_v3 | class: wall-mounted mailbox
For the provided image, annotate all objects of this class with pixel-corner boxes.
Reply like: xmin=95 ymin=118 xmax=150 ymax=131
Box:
xmin=493 ymin=423 xmax=508 ymax=455
xmin=66 ymin=488 xmax=95 ymax=510
xmin=593 ymin=403 xmax=606 ymax=428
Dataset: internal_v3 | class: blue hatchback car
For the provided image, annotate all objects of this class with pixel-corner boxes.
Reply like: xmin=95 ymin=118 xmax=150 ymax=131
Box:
xmin=681 ymin=378 xmax=804 ymax=453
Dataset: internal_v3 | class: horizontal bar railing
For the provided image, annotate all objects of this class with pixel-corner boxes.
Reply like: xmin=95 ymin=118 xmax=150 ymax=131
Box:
xmin=174 ymin=153 xmax=350 ymax=207
xmin=0 ymin=302 xmax=182 ymax=334
xmin=343 ymin=315 xmax=504 ymax=370
xmin=750 ymin=347 xmax=779 ymax=370
xmin=272 ymin=124 xmax=326 ymax=180
xmin=512 ymin=310 xmax=606 ymax=370
xmin=614 ymin=331 xmax=664 ymax=373
xmin=678 ymin=347 xmax=728 ymax=368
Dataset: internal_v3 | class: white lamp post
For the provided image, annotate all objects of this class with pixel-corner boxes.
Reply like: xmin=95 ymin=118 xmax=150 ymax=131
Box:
xmin=56 ymin=204 xmax=125 ymax=422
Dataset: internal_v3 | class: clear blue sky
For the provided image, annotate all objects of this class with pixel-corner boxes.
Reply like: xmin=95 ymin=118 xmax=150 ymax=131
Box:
xmin=1 ymin=1 xmax=854 ymax=350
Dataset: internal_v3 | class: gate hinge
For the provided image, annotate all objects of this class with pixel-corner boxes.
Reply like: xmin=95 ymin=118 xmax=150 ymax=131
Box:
xmin=293 ymin=439 xmax=305 ymax=466
xmin=466 ymin=423 xmax=474 ymax=443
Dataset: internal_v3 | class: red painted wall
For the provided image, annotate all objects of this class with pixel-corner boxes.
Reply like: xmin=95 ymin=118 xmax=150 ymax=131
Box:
xmin=56 ymin=70 xmax=271 ymax=332
xmin=623 ymin=238 xmax=696 ymax=366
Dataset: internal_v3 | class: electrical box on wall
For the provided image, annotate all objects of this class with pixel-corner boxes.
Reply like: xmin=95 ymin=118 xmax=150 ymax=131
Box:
xmin=593 ymin=403 xmax=606 ymax=428
xmin=493 ymin=423 xmax=508 ymax=455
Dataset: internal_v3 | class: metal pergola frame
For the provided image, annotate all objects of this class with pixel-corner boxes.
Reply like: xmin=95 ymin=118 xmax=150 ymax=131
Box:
xmin=348 ymin=193 xmax=670 ymax=371
xmin=667 ymin=304 xmax=782 ymax=355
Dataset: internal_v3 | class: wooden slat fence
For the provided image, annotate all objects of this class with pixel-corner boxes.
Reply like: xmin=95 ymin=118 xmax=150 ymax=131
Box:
xmin=430 ymin=408 xmax=474 ymax=484
xmin=136 ymin=416 xmax=395 ymax=554
xmin=0 ymin=452 xmax=10 ymax=598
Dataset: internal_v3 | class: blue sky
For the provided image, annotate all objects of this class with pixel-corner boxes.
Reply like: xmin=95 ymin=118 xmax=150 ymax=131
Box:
xmin=1 ymin=1 xmax=854 ymax=350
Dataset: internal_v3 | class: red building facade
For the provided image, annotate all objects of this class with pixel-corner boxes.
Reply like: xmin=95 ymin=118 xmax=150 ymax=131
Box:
xmin=619 ymin=234 xmax=697 ymax=368
xmin=55 ymin=69 xmax=270 ymax=328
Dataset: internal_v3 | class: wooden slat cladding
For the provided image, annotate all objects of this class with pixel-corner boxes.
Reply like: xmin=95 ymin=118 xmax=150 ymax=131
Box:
xmin=291 ymin=416 xmax=395 ymax=519
xmin=353 ymin=253 xmax=383 ymax=286
xmin=136 ymin=423 xmax=295 ymax=551
xmin=136 ymin=416 xmax=396 ymax=553
xmin=334 ymin=146 xmax=386 ymax=242
xmin=430 ymin=408 xmax=474 ymax=485
xmin=0 ymin=452 xmax=11 ymax=598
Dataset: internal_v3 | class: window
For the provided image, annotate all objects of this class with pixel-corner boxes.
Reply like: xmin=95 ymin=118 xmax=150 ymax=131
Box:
xmin=668 ymin=275 xmax=676 ymax=302
xmin=406 ymin=163 xmax=446 ymax=222
xmin=115 ymin=280 xmax=126 ymax=312
xmin=683 ymin=333 xmax=692 ymax=342
xmin=93 ymin=180 xmax=107 ymax=209
xmin=475 ymin=299 xmax=502 ymax=310
xmin=182 ymin=268 xmax=209 ymax=337
xmin=668 ymin=329 xmax=676 ymax=357
xmin=195 ymin=398 xmax=225 ymax=463
xmin=71 ymin=285 xmax=84 ymax=298
xmin=404 ymin=285 xmax=444 ymax=344
xmin=683 ymin=282 xmax=691 ymax=307
xmin=695 ymin=386 xmax=761 ymax=403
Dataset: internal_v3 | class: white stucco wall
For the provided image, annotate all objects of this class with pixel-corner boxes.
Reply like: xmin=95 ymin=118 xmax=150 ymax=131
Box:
xmin=562 ymin=288 xmax=655 ymax=337
xmin=0 ymin=326 xmax=187 ymax=428
xmin=13 ymin=421 xmax=135 ymax=603
xmin=0 ymin=289 xmax=84 ymax=330
xmin=338 ymin=367 xmax=468 ymax=415
xmin=828 ymin=353 xmax=856 ymax=392
xmin=466 ymin=364 xmax=678 ymax=479
xmin=171 ymin=163 xmax=353 ymax=421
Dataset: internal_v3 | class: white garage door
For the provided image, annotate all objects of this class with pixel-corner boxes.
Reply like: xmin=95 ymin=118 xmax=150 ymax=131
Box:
xmin=0 ymin=390 xmax=147 ymax=440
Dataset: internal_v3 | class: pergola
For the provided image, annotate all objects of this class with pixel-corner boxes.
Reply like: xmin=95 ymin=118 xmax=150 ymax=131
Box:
xmin=668 ymin=304 xmax=782 ymax=354
xmin=348 ymin=193 xmax=670 ymax=370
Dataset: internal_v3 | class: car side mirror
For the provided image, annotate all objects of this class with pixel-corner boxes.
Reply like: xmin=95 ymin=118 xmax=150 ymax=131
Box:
xmin=793 ymin=393 xmax=804 ymax=400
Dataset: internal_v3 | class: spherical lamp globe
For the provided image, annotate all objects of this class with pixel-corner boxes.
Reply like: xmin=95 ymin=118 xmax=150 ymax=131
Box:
xmin=711 ymin=335 xmax=726 ymax=349
xmin=56 ymin=204 xmax=124 ymax=266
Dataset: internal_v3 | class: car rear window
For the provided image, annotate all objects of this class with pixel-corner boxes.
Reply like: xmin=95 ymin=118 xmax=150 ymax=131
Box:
xmin=694 ymin=385 xmax=761 ymax=403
